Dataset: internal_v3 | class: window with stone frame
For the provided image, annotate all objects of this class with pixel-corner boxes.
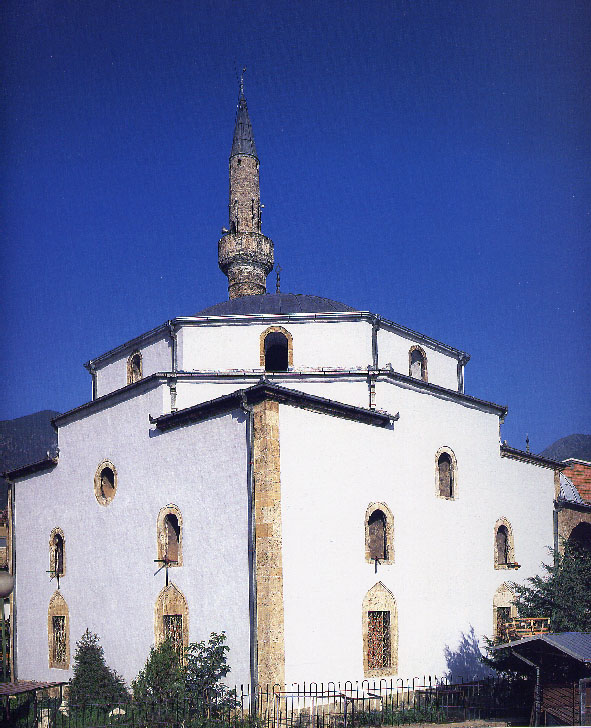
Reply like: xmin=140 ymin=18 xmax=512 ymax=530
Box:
xmin=157 ymin=505 xmax=183 ymax=567
xmin=48 ymin=591 xmax=69 ymax=669
xmin=435 ymin=448 xmax=457 ymax=500
xmin=94 ymin=460 xmax=118 ymax=506
xmin=260 ymin=326 xmax=293 ymax=372
xmin=494 ymin=518 xmax=516 ymax=568
xmin=155 ymin=584 xmax=189 ymax=661
xmin=409 ymin=346 xmax=428 ymax=381
xmin=493 ymin=582 xmax=517 ymax=640
xmin=127 ymin=351 xmax=142 ymax=385
xmin=362 ymin=582 xmax=398 ymax=677
xmin=368 ymin=611 xmax=391 ymax=669
xmin=365 ymin=503 xmax=394 ymax=564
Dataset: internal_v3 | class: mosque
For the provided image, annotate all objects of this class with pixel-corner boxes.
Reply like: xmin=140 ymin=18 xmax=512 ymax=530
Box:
xmin=7 ymin=84 xmax=565 ymax=689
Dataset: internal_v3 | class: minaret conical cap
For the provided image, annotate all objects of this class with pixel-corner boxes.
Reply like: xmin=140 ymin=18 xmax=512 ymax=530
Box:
xmin=231 ymin=92 xmax=257 ymax=158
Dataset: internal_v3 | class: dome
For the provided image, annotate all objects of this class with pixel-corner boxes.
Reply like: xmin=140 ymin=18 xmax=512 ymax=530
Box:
xmin=195 ymin=293 xmax=357 ymax=316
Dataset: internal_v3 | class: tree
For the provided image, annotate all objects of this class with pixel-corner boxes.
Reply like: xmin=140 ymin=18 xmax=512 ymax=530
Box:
xmin=132 ymin=639 xmax=185 ymax=704
xmin=68 ymin=629 xmax=128 ymax=706
xmin=512 ymin=541 xmax=591 ymax=632
xmin=185 ymin=631 xmax=237 ymax=719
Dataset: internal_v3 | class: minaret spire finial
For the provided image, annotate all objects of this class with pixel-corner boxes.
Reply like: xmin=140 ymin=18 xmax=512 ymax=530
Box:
xmin=218 ymin=83 xmax=274 ymax=299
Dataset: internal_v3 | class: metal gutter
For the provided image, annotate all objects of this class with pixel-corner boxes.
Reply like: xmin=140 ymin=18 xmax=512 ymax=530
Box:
xmin=52 ymin=374 xmax=167 ymax=428
xmin=501 ymin=445 xmax=566 ymax=470
xmin=84 ymin=321 xmax=171 ymax=369
xmin=3 ymin=456 xmax=58 ymax=481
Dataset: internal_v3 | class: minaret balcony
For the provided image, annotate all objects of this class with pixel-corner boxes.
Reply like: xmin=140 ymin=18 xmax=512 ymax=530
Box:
xmin=218 ymin=232 xmax=274 ymax=275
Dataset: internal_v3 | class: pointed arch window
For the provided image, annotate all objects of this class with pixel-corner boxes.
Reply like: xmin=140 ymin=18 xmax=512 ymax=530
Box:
xmin=409 ymin=345 xmax=428 ymax=382
xmin=157 ymin=505 xmax=183 ymax=567
xmin=49 ymin=527 xmax=65 ymax=578
xmin=362 ymin=582 xmax=398 ymax=676
xmin=127 ymin=351 xmax=142 ymax=385
xmin=435 ymin=447 xmax=457 ymax=500
xmin=260 ymin=326 xmax=293 ymax=372
xmin=155 ymin=584 xmax=189 ymax=661
xmin=493 ymin=583 xmax=517 ymax=640
xmin=365 ymin=503 xmax=394 ymax=564
xmin=494 ymin=518 xmax=517 ymax=569
xmin=48 ymin=591 xmax=70 ymax=669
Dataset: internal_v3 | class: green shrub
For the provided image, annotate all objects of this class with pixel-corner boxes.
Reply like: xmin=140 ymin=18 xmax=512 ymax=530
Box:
xmin=68 ymin=629 xmax=129 ymax=707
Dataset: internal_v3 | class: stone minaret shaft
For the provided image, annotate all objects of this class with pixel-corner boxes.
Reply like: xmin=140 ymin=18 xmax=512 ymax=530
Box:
xmin=218 ymin=88 xmax=274 ymax=299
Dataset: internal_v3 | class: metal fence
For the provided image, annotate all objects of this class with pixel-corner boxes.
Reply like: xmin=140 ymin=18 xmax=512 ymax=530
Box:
xmin=3 ymin=676 xmax=532 ymax=728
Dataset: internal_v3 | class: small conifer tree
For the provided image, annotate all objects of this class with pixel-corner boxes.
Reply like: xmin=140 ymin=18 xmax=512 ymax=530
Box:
xmin=68 ymin=629 xmax=129 ymax=706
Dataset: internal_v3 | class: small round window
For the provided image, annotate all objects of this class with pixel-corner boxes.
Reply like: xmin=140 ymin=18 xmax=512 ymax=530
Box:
xmin=94 ymin=461 xmax=118 ymax=506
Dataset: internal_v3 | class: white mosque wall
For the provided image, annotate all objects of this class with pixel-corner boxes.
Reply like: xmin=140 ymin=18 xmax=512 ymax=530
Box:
xmin=14 ymin=388 xmax=251 ymax=688
xmin=179 ymin=319 xmax=372 ymax=372
xmin=93 ymin=334 xmax=171 ymax=399
xmin=278 ymin=388 xmax=555 ymax=684
xmin=377 ymin=327 xmax=460 ymax=391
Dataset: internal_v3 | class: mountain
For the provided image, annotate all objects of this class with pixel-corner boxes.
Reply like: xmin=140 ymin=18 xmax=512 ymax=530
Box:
xmin=0 ymin=410 xmax=61 ymax=509
xmin=540 ymin=434 xmax=591 ymax=463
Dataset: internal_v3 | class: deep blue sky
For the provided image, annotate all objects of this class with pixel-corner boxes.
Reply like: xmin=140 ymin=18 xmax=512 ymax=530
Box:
xmin=1 ymin=0 xmax=589 ymax=452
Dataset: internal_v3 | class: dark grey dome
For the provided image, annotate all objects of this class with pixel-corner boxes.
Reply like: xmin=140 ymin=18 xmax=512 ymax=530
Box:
xmin=196 ymin=293 xmax=357 ymax=316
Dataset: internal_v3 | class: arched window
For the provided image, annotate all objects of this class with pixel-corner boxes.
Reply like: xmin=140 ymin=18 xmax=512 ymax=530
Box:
xmin=48 ymin=591 xmax=70 ymax=669
xmin=157 ymin=505 xmax=183 ymax=566
xmin=362 ymin=582 xmax=398 ymax=676
xmin=155 ymin=584 xmax=189 ymax=661
xmin=260 ymin=326 xmax=293 ymax=372
xmin=94 ymin=461 xmax=117 ymax=506
xmin=365 ymin=503 xmax=394 ymax=564
xmin=493 ymin=583 xmax=517 ymax=640
xmin=435 ymin=448 xmax=457 ymax=499
xmin=567 ymin=522 xmax=591 ymax=554
xmin=409 ymin=345 xmax=428 ymax=382
xmin=49 ymin=527 xmax=65 ymax=578
xmin=494 ymin=518 xmax=516 ymax=569
xmin=127 ymin=350 xmax=142 ymax=385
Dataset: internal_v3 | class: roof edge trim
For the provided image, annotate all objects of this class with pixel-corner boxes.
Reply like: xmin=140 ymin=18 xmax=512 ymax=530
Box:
xmin=501 ymin=444 xmax=565 ymax=470
xmin=4 ymin=455 xmax=59 ymax=481
xmin=153 ymin=381 xmax=396 ymax=432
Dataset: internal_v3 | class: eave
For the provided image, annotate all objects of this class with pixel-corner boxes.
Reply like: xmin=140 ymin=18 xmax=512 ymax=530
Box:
xmin=3 ymin=455 xmax=59 ymax=481
xmin=501 ymin=444 xmax=565 ymax=470
xmin=153 ymin=381 xmax=397 ymax=432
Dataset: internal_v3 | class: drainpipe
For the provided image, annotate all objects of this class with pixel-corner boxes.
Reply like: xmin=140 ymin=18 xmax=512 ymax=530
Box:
xmin=511 ymin=650 xmax=541 ymax=726
xmin=371 ymin=317 xmax=380 ymax=370
xmin=240 ymin=394 xmax=258 ymax=712
xmin=553 ymin=507 xmax=559 ymax=565
xmin=168 ymin=321 xmax=178 ymax=373
xmin=8 ymin=481 xmax=16 ymax=680
xmin=85 ymin=362 xmax=97 ymax=401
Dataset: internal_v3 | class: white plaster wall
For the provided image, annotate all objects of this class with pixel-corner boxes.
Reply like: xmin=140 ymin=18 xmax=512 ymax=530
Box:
xmin=94 ymin=335 xmax=172 ymax=399
xmin=377 ymin=328 xmax=460 ymax=390
xmin=179 ymin=320 xmax=372 ymax=372
xmin=14 ymin=384 xmax=251 ymax=688
xmin=279 ymin=384 xmax=555 ymax=684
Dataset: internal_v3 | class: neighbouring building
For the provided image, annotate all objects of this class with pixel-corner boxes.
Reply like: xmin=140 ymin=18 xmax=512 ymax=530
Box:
xmin=6 ymin=83 xmax=566 ymax=689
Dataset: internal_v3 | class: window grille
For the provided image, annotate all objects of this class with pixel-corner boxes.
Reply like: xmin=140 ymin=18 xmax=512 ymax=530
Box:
xmin=52 ymin=616 xmax=67 ymax=665
xmin=496 ymin=606 xmax=511 ymax=638
xmin=163 ymin=614 xmax=183 ymax=657
xmin=368 ymin=611 xmax=391 ymax=668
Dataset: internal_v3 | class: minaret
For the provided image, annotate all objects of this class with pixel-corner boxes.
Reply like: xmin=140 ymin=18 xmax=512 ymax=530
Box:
xmin=218 ymin=78 xmax=274 ymax=299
